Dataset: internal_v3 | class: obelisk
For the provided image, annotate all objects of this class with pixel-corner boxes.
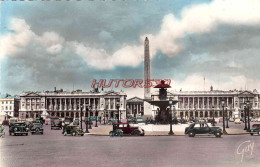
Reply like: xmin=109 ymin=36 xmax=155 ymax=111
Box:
xmin=143 ymin=37 xmax=152 ymax=117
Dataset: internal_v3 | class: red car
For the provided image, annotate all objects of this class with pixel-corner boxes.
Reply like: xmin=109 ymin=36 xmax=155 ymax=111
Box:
xmin=110 ymin=123 xmax=145 ymax=136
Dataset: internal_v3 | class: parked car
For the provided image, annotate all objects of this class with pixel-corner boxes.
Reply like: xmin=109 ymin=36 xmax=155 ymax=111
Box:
xmin=235 ymin=119 xmax=241 ymax=124
xmin=229 ymin=118 xmax=235 ymax=122
xmin=64 ymin=117 xmax=73 ymax=126
xmin=0 ymin=124 xmax=5 ymax=138
xmin=9 ymin=122 xmax=29 ymax=136
xmin=250 ymin=124 xmax=260 ymax=136
xmin=109 ymin=123 xmax=145 ymax=136
xmin=207 ymin=119 xmax=217 ymax=125
xmin=51 ymin=118 xmax=62 ymax=130
xmin=2 ymin=120 xmax=9 ymax=126
xmin=62 ymin=125 xmax=84 ymax=136
xmin=30 ymin=122 xmax=44 ymax=135
xmin=185 ymin=122 xmax=223 ymax=138
xmin=73 ymin=119 xmax=79 ymax=126
xmin=45 ymin=118 xmax=51 ymax=125
xmin=108 ymin=119 xmax=118 ymax=125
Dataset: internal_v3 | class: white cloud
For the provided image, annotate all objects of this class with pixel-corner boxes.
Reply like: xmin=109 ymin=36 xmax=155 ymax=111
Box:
xmin=170 ymin=74 xmax=260 ymax=92
xmin=1 ymin=0 xmax=260 ymax=69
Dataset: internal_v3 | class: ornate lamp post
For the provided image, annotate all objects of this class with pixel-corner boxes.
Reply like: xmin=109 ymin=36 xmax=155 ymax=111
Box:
xmin=221 ymin=99 xmax=227 ymax=134
xmin=243 ymin=104 xmax=248 ymax=130
xmin=95 ymin=105 xmax=98 ymax=127
xmin=168 ymin=97 xmax=174 ymax=135
xmin=226 ymin=107 xmax=229 ymax=128
xmin=246 ymin=100 xmax=251 ymax=131
xmin=212 ymin=106 xmax=215 ymax=126
xmin=80 ymin=105 xmax=83 ymax=129
xmin=104 ymin=110 xmax=106 ymax=125
xmin=85 ymin=106 xmax=89 ymax=133
xmin=116 ymin=99 xmax=120 ymax=123
xmin=89 ymin=106 xmax=92 ymax=129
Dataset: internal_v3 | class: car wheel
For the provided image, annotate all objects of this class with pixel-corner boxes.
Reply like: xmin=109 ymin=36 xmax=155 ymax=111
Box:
xmin=132 ymin=130 xmax=141 ymax=136
xmin=64 ymin=132 xmax=67 ymax=136
xmin=72 ymin=132 xmax=76 ymax=136
xmin=215 ymin=131 xmax=221 ymax=138
xmin=188 ymin=131 xmax=195 ymax=137
xmin=25 ymin=133 xmax=28 ymax=136
xmin=257 ymin=131 xmax=260 ymax=135
xmin=251 ymin=133 xmax=254 ymax=136
xmin=109 ymin=131 xmax=113 ymax=137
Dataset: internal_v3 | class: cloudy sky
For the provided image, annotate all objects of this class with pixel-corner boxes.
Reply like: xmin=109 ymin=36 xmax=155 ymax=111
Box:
xmin=1 ymin=0 xmax=260 ymax=98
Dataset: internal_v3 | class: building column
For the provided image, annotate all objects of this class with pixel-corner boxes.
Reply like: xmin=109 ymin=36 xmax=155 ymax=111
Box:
xmin=84 ymin=98 xmax=86 ymax=111
xmin=188 ymin=97 xmax=190 ymax=109
xmin=212 ymin=97 xmax=215 ymax=108
xmin=227 ymin=97 xmax=229 ymax=108
xmin=193 ymin=97 xmax=195 ymax=109
xmin=202 ymin=97 xmax=205 ymax=109
xmin=108 ymin=99 xmax=111 ymax=110
xmin=197 ymin=97 xmax=199 ymax=109
xmin=207 ymin=97 xmax=209 ymax=109
xmin=217 ymin=97 xmax=219 ymax=109
xmin=114 ymin=98 xmax=116 ymax=110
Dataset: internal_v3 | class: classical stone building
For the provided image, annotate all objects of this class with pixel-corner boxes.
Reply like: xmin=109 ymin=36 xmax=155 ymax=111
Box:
xmin=0 ymin=94 xmax=20 ymax=119
xmin=126 ymin=97 xmax=144 ymax=118
xmin=19 ymin=88 xmax=127 ymax=120
xmin=150 ymin=88 xmax=260 ymax=119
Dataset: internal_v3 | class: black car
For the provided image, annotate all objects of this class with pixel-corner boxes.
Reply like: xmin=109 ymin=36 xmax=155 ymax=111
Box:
xmin=185 ymin=122 xmax=223 ymax=138
xmin=9 ymin=122 xmax=29 ymax=136
xmin=250 ymin=124 xmax=260 ymax=136
xmin=51 ymin=118 xmax=62 ymax=130
xmin=30 ymin=122 xmax=44 ymax=135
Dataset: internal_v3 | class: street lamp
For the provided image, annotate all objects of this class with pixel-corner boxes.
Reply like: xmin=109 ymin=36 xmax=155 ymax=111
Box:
xmin=95 ymin=105 xmax=98 ymax=127
xmin=116 ymin=99 xmax=120 ymax=123
xmin=104 ymin=109 xmax=106 ymax=124
xmin=168 ymin=97 xmax=174 ymax=135
xmin=80 ymin=105 xmax=83 ymax=129
xmin=89 ymin=106 xmax=92 ymax=129
xmin=221 ymin=98 xmax=227 ymax=134
xmin=85 ymin=106 xmax=89 ymax=133
xmin=226 ymin=107 xmax=229 ymax=128
xmin=212 ymin=106 xmax=215 ymax=126
xmin=243 ymin=104 xmax=248 ymax=130
xmin=246 ymin=100 xmax=251 ymax=131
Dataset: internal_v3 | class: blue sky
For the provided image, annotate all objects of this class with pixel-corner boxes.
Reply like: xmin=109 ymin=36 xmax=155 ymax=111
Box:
xmin=1 ymin=0 xmax=260 ymax=98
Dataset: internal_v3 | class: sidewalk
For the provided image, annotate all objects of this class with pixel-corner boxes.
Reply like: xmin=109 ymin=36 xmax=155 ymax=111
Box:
xmin=87 ymin=125 xmax=250 ymax=136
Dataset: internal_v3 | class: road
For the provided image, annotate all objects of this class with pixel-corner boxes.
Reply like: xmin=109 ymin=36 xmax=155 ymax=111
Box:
xmin=1 ymin=124 xmax=260 ymax=167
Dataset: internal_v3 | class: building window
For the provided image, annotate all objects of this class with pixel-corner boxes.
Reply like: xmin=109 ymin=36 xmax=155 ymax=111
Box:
xmin=10 ymin=106 xmax=12 ymax=110
xmin=5 ymin=106 xmax=8 ymax=110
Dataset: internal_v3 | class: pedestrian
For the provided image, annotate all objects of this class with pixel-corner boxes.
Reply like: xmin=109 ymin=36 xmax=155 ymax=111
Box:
xmin=0 ymin=124 xmax=4 ymax=134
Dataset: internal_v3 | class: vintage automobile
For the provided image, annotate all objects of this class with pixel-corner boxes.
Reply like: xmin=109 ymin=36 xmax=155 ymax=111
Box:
xmin=234 ymin=119 xmax=241 ymax=124
xmin=73 ymin=119 xmax=79 ymax=126
xmin=229 ymin=118 xmax=235 ymax=122
xmin=45 ymin=117 xmax=51 ymax=125
xmin=64 ymin=117 xmax=73 ymax=126
xmin=109 ymin=123 xmax=145 ymax=136
xmin=107 ymin=119 xmax=118 ymax=125
xmin=250 ymin=124 xmax=260 ymax=136
xmin=51 ymin=118 xmax=62 ymax=130
xmin=9 ymin=122 xmax=29 ymax=136
xmin=185 ymin=123 xmax=223 ymax=138
xmin=0 ymin=125 xmax=5 ymax=138
xmin=62 ymin=125 xmax=84 ymax=136
xmin=30 ymin=122 xmax=44 ymax=135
